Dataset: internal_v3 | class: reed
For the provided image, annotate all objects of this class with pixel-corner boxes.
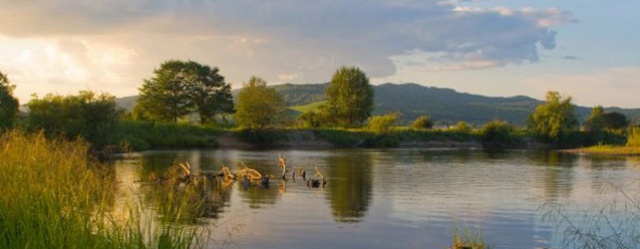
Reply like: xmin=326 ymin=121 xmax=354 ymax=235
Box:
xmin=0 ymin=130 xmax=205 ymax=249
xmin=450 ymin=226 xmax=493 ymax=249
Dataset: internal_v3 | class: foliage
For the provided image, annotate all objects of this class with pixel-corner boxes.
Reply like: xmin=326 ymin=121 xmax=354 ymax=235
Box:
xmin=627 ymin=126 xmax=640 ymax=147
xmin=325 ymin=66 xmax=374 ymax=127
xmin=298 ymin=109 xmax=324 ymax=128
xmin=480 ymin=120 xmax=516 ymax=150
xmin=182 ymin=61 xmax=234 ymax=124
xmin=527 ymin=91 xmax=579 ymax=143
xmin=0 ymin=71 xmax=19 ymax=130
xmin=114 ymin=120 xmax=220 ymax=151
xmin=602 ymin=112 xmax=629 ymax=130
xmin=583 ymin=105 xmax=606 ymax=132
xmin=584 ymin=106 xmax=629 ymax=132
xmin=136 ymin=60 xmax=233 ymax=123
xmin=26 ymin=91 xmax=123 ymax=150
xmin=234 ymin=76 xmax=286 ymax=130
xmin=0 ymin=131 xmax=205 ymax=249
xmin=367 ymin=113 xmax=400 ymax=135
xmin=453 ymin=121 xmax=473 ymax=133
xmin=297 ymin=103 xmax=336 ymax=128
xmin=411 ymin=115 xmax=433 ymax=130
xmin=136 ymin=60 xmax=192 ymax=122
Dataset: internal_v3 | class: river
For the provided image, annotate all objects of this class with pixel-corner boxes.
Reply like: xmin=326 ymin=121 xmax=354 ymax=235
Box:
xmin=114 ymin=148 xmax=640 ymax=249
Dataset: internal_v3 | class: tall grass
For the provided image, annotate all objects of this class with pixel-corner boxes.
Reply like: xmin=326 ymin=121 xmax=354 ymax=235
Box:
xmin=450 ymin=226 xmax=493 ymax=249
xmin=0 ymin=131 xmax=205 ymax=249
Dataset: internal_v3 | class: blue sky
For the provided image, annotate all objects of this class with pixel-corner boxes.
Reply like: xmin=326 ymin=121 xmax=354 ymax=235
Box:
xmin=0 ymin=0 xmax=638 ymax=108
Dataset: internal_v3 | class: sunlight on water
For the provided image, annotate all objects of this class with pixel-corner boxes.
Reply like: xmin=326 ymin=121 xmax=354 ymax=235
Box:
xmin=114 ymin=149 xmax=640 ymax=249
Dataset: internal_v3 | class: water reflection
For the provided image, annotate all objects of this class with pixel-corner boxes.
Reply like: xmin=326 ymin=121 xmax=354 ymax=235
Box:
xmin=113 ymin=148 xmax=640 ymax=249
xmin=325 ymin=150 xmax=373 ymax=223
xmin=529 ymin=151 xmax=578 ymax=201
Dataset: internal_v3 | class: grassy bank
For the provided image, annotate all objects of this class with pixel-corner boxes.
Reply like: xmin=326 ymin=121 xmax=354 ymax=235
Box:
xmin=0 ymin=131 xmax=205 ymax=249
xmin=115 ymin=120 xmax=223 ymax=151
xmin=569 ymin=145 xmax=640 ymax=156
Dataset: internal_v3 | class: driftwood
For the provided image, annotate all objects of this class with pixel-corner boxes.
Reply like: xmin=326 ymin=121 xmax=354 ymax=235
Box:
xmin=307 ymin=166 xmax=326 ymax=188
xmin=220 ymin=164 xmax=235 ymax=181
xmin=237 ymin=163 xmax=263 ymax=181
xmin=292 ymin=166 xmax=306 ymax=181
xmin=278 ymin=155 xmax=287 ymax=180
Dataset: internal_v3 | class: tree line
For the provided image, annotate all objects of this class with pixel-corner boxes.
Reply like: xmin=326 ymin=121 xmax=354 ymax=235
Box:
xmin=0 ymin=59 xmax=634 ymax=151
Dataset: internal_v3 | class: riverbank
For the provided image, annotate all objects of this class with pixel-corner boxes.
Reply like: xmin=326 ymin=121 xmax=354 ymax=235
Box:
xmin=215 ymin=129 xmax=483 ymax=149
xmin=563 ymin=145 xmax=640 ymax=156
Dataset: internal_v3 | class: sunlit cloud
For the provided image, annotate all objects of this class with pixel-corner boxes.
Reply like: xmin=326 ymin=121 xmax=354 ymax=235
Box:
xmin=0 ymin=0 xmax=573 ymax=102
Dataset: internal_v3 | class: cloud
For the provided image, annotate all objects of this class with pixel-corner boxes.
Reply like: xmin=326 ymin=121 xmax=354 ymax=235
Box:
xmin=0 ymin=0 xmax=573 ymax=100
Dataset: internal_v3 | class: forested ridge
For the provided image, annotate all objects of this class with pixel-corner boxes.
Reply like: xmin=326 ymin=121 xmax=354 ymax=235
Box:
xmin=116 ymin=82 xmax=640 ymax=126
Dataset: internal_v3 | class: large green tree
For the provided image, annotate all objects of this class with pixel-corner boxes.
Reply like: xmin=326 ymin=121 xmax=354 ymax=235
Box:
xmin=135 ymin=60 xmax=233 ymax=123
xmin=26 ymin=91 xmax=122 ymax=149
xmin=234 ymin=76 xmax=286 ymax=129
xmin=0 ymin=71 xmax=19 ymax=129
xmin=527 ymin=91 xmax=578 ymax=142
xmin=182 ymin=61 xmax=234 ymax=124
xmin=325 ymin=66 xmax=374 ymax=127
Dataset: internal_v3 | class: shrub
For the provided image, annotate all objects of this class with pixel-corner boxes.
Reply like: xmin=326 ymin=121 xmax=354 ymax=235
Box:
xmin=367 ymin=113 xmax=400 ymax=135
xmin=480 ymin=120 xmax=516 ymax=150
xmin=627 ymin=126 xmax=640 ymax=147
xmin=411 ymin=115 xmax=433 ymax=130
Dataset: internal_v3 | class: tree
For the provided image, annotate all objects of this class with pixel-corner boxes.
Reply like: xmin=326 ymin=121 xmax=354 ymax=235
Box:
xmin=584 ymin=106 xmax=629 ymax=132
xmin=181 ymin=61 xmax=234 ymax=124
xmin=583 ymin=105 xmax=606 ymax=132
xmin=325 ymin=66 xmax=374 ymax=127
xmin=527 ymin=91 xmax=578 ymax=143
xmin=0 ymin=71 xmax=19 ymax=129
xmin=411 ymin=115 xmax=433 ymax=130
xmin=135 ymin=60 xmax=233 ymax=123
xmin=26 ymin=91 xmax=123 ymax=149
xmin=234 ymin=76 xmax=286 ymax=129
xmin=602 ymin=112 xmax=629 ymax=130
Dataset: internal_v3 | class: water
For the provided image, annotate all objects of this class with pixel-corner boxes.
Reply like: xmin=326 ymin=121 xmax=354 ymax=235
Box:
xmin=114 ymin=149 xmax=640 ymax=249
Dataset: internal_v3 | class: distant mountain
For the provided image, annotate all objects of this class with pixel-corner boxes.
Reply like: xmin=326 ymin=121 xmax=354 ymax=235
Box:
xmin=117 ymin=83 xmax=640 ymax=126
xmin=113 ymin=95 xmax=138 ymax=113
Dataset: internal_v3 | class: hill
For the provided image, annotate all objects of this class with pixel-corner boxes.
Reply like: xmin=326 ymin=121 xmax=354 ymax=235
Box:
xmin=116 ymin=83 xmax=640 ymax=126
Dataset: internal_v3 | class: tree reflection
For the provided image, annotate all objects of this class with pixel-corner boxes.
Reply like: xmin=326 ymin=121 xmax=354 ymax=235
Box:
xmin=326 ymin=151 xmax=373 ymax=223
xmin=530 ymin=150 xmax=577 ymax=201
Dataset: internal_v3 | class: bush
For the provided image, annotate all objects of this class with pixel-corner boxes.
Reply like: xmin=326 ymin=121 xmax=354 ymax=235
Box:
xmin=411 ymin=115 xmax=433 ymax=130
xmin=452 ymin=121 xmax=472 ymax=133
xmin=480 ymin=120 xmax=516 ymax=150
xmin=25 ymin=91 xmax=122 ymax=150
xmin=367 ymin=113 xmax=399 ymax=135
xmin=627 ymin=127 xmax=640 ymax=147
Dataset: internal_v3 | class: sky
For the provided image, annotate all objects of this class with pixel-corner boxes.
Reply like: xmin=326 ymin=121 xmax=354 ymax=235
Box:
xmin=0 ymin=0 xmax=638 ymax=108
